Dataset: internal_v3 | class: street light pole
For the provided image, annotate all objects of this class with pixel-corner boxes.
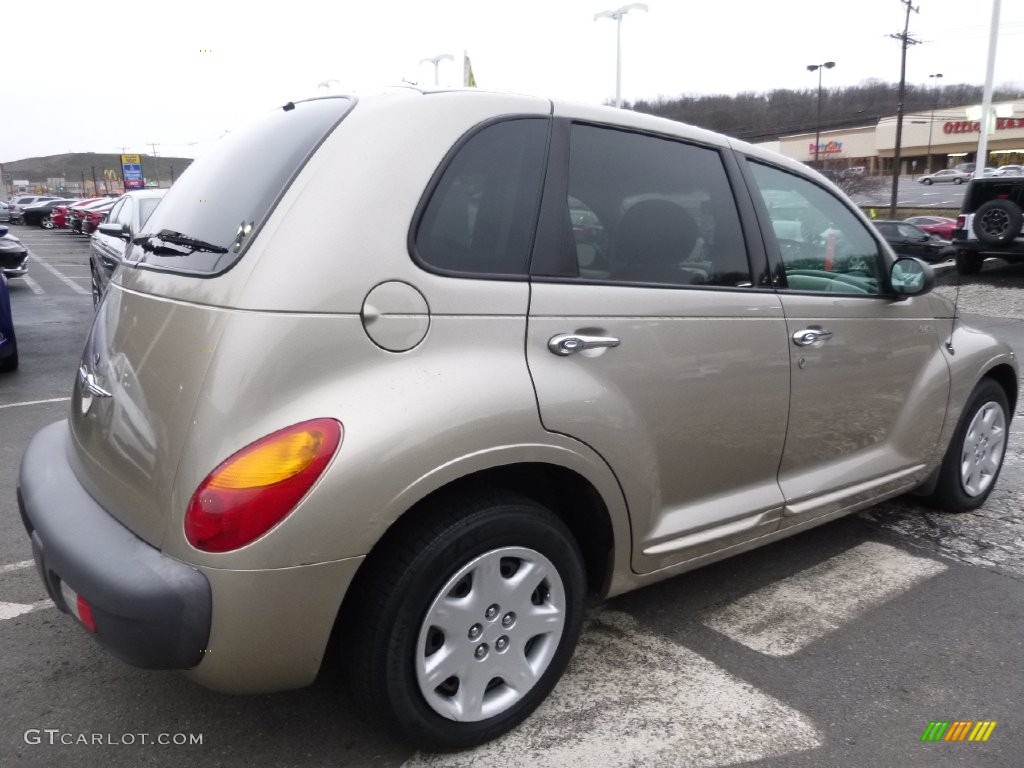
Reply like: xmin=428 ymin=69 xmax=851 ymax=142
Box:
xmin=925 ymin=73 xmax=943 ymax=173
xmin=595 ymin=3 xmax=648 ymax=109
xmin=420 ymin=54 xmax=454 ymax=86
xmin=806 ymin=61 xmax=835 ymax=168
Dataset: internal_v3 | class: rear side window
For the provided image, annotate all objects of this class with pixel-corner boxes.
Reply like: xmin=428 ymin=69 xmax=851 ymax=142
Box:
xmin=414 ymin=118 xmax=548 ymax=276
xmin=132 ymin=97 xmax=353 ymax=275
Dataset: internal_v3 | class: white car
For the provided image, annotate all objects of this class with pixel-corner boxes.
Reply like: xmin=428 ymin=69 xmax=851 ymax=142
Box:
xmin=917 ymin=169 xmax=970 ymax=185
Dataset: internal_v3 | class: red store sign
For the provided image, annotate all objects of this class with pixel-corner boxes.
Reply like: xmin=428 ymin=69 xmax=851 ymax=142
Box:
xmin=943 ymin=117 xmax=1024 ymax=134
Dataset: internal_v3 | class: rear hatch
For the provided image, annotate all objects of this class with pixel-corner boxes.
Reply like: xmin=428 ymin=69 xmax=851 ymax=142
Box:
xmin=67 ymin=96 xmax=355 ymax=548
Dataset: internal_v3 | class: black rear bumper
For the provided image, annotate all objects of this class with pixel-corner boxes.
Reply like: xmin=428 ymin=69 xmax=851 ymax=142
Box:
xmin=18 ymin=421 xmax=211 ymax=669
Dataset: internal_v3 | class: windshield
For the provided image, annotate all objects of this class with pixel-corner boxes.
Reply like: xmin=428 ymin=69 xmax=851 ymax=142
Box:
xmin=131 ymin=96 xmax=353 ymax=274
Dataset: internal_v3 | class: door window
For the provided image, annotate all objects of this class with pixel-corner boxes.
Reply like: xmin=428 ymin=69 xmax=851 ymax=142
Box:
xmin=559 ymin=124 xmax=751 ymax=288
xmin=749 ymin=162 xmax=885 ymax=295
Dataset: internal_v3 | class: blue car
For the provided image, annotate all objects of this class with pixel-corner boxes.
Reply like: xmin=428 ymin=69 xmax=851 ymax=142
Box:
xmin=0 ymin=269 xmax=17 ymax=372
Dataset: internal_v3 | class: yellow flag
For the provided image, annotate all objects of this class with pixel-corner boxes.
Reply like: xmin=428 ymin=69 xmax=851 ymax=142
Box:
xmin=463 ymin=53 xmax=477 ymax=88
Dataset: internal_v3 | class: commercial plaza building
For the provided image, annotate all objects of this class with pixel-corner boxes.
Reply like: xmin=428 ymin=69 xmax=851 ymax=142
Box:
xmin=758 ymin=99 xmax=1024 ymax=175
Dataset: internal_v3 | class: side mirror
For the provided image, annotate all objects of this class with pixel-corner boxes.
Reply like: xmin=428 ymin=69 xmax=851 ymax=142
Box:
xmin=97 ymin=222 xmax=131 ymax=241
xmin=890 ymin=256 xmax=934 ymax=297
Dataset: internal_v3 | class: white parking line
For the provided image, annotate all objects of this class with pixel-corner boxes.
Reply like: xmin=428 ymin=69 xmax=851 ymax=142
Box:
xmin=702 ymin=541 xmax=946 ymax=657
xmin=0 ymin=560 xmax=34 ymax=574
xmin=20 ymin=275 xmax=45 ymax=295
xmin=0 ymin=600 xmax=54 ymax=621
xmin=33 ymin=258 xmax=89 ymax=295
xmin=404 ymin=611 xmax=822 ymax=768
xmin=0 ymin=397 xmax=72 ymax=410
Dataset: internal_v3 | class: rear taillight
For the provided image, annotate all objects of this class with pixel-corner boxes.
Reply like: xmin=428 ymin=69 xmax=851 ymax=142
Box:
xmin=956 ymin=215 xmax=966 ymax=229
xmin=185 ymin=419 xmax=343 ymax=553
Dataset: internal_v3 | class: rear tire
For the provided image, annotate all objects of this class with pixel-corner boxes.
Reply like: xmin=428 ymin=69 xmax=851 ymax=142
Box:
xmin=344 ymin=491 xmax=586 ymax=750
xmin=924 ymin=379 xmax=1009 ymax=512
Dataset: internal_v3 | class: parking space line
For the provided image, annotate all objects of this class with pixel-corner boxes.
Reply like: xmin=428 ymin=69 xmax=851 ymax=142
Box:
xmin=32 ymin=258 xmax=89 ymax=295
xmin=20 ymin=275 xmax=45 ymax=295
xmin=404 ymin=611 xmax=822 ymax=768
xmin=0 ymin=600 xmax=54 ymax=622
xmin=702 ymin=541 xmax=946 ymax=657
xmin=0 ymin=560 xmax=34 ymax=574
xmin=0 ymin=397 xmax=72 ymax=410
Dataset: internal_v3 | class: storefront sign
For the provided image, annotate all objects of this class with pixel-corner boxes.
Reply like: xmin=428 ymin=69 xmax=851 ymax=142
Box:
xmin=809 ymin=140 xmax=843 ymax=155
xmin=943 ymin=118 xmax=1024 ymax=134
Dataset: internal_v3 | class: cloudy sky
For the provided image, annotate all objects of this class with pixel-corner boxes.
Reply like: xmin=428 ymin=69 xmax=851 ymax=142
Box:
xmin=2 ymin=0 xmax=1022 ymax=163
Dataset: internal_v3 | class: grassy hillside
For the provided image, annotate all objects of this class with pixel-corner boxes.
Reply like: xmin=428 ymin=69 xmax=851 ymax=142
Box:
xmin=3 ymin=152 xmax=192 ymax=188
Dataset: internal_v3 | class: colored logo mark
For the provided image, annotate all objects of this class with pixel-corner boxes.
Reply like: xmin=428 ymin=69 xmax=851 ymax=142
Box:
xmin=921 ymin=721 xmax=997 ymax=742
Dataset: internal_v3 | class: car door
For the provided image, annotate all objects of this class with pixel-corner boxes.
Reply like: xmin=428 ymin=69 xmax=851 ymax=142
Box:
xmin=741 ymin=158 xmax=950 ymax=527
xmin=527 ymin=121 xmax=791 ymax=574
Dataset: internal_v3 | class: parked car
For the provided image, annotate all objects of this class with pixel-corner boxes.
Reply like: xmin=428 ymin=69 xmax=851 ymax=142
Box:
xmin=902 ymin=215 xmax=956 ymax=240
xmin=917 ymin=169 xmax=970 ymax=185
xmin=995 ymin=165 xmax=1023 ymax=177
xmin=0 ymin=269 xmax=17 ymax=372
xmin=8 ymin=195 xmax=59 ymax=223
xmin=51 ymin=198 xmax=102 ymax=229
xmin=952 ymin=175 xmax=1024 ymax=274
xmin=68 ymin=198 xmax=117 ymax=234
xmin=17 ymin=90 xmax=1017 ymax=752
xmin=0 ymin=224 xmax=29 ymax=278
xmin=872 ymin=220 xmax=955 ymax=263
xmin=22 ymin=198 xmax=78 ymax=228
xmin=90 ymin=189 xmax=167 ymax=304
xmin=82 ymin=201 xmax=118 ymax=234
xmin=972 ymin=167 xmax=998 ymax=179
xmin=0 ymin=201 xmax=10 ymax=223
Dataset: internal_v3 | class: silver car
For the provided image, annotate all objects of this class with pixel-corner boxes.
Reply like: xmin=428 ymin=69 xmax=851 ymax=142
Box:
xmin=918 ymin=169 xmax=970 ymax=185
xmin=18 ymin=89 xmax=1017 ymax=751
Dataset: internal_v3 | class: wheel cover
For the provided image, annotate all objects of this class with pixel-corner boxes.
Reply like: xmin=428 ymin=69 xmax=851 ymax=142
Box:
xmin=960 ymin=401 xmax=1007 ymax=497
xmin=979 ymin=209 xmax=1010 ymax=238
xmin=415 ymin=546 xmax=566 ymax=722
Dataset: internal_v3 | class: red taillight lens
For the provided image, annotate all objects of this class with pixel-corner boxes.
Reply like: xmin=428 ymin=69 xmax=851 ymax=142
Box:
xmin=185 ymin=419 xmax=342 ymax=553
xmin=77 ymin=595 xmax=97 ymax=633
xmin=956 ymin=215 xmax=966 ymax=229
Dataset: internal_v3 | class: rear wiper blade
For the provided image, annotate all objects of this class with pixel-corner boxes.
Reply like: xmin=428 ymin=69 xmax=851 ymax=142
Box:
xmin=133 ymin=229 xmax=228 ymax=255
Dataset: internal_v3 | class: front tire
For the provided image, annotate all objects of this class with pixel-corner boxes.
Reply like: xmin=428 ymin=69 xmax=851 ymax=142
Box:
xmin=925 ymin=379 xmax=1009 ymax=512
xmin=345 ymin=491 xmax=586 ymax=750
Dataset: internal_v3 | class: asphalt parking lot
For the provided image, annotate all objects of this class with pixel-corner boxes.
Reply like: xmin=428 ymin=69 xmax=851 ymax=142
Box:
xmin=1 ymin=227 xmax=1023 ymax=767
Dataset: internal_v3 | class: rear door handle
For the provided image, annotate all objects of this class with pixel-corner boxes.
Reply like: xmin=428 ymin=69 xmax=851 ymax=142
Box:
xmin=792 ymin=327 xmax=834 ymax=347
xmin=548 ymin=333 xmax=621 ymax=356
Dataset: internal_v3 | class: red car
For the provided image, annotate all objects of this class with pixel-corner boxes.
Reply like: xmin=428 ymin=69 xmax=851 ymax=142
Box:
xmin=903 ymin=215 xmax=956 ymax=240
xmin=69 ymin=198 xmax=118 ymax=234
xmin=51 ymin=198 xmax=102 ymax=229
xmin=83 ymin=203 xmax=117 ymax=234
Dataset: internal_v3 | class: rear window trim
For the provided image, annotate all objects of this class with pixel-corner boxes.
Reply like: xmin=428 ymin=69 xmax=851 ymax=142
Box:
xmin=130 ymin=95 xmax=357 ymax=281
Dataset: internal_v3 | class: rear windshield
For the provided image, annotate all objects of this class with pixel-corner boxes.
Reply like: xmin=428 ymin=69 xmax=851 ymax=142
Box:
xmin=131 ymin=96 xmax=353 ymax=275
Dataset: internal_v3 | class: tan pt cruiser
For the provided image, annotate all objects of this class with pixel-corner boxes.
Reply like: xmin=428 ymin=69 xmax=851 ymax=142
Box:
xmin=17 ymin=89 xmax=1017 ymax=750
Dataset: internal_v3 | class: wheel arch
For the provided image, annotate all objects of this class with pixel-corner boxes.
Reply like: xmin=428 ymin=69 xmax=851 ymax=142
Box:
xmin=983 ymin=362 xmax=1018 ymax=414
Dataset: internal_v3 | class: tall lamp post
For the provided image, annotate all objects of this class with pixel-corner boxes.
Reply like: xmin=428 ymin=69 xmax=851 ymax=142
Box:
xmin=925 ymin=72 xmax=943 ymax=173
xmin=595 ymin=3 xmax=648 ymax=109
xmin=806 ymin=61 xmax=835 ymax=168
xmin=420 ymin=54 xmax=454 ymax=86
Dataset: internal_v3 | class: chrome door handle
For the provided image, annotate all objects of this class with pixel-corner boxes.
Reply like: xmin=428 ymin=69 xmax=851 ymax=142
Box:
xmin=78 ymin=365 xmax=112 ymax=398
xmin=792 ymin=327 xmax=834 ymax=347
xmin=548 ymin=333 xmax=621 ymax=356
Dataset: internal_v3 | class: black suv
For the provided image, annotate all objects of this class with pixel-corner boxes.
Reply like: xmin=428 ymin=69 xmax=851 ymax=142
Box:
xmin=952 ymin=177 xmax=1024 ymax=274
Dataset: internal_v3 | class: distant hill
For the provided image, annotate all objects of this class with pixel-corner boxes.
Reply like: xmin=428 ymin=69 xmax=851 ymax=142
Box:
xmin=2 ymin=152 xmax=193 ymax=189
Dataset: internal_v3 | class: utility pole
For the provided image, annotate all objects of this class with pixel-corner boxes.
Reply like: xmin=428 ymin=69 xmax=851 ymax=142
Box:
xmin=888 ymin=0 xmax=921 ymax=218
xmin=147 ymin=142 xmax=161 ymax=187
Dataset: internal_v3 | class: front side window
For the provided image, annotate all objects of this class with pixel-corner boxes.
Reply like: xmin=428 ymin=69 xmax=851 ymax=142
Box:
xmin=749 ymin=162 xmax=885 ymax=295
xmin=414 ymin=118 xmax=548 ymax=276
xmin=561 ymin=124 xmax=751 ymax=288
